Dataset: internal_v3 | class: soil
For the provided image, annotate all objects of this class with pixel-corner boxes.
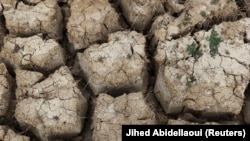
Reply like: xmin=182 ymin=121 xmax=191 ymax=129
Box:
xmin=0 ymin=0 xmax=249 ymax=141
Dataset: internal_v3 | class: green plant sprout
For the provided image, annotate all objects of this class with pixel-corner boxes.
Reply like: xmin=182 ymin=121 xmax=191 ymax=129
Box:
xmin=127 ymin=54 xmax=132 ymax=59
xmin=98 ymin=56 xmax=105 ymax=63
xmin=200 ymin=11 xmax=207 ymax=18
xmin=186 ymin=42 xmax=203 ymax=60
xmin=208 ymin=28 xmax=223 ymax=57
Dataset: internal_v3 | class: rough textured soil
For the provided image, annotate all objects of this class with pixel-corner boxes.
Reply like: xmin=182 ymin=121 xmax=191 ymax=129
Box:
xmin=0 ymin=0 xmax=249 ymax=141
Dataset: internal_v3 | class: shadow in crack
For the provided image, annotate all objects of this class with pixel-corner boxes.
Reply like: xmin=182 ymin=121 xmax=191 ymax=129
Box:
xmin=241 ymin=82 xmax=250 ymax=124
xmin=244 ymin=82 xmax=250 ymax=99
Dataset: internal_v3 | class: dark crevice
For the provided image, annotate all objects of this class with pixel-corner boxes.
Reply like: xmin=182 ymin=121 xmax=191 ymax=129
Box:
xmin=109 ymin=0 xmax=129 ymax=30
xmin=144 ymin=89 xmax=169 ymax=124
xmin=181 ymin=110 xmax=207 ymax=123
xmin=145 ymin=35 xmax=156 ymax=89
xmin=59 ymin=3 xmax=70 ymax=24
xmin=9 ymin=33 xmax=38 ymax=39
xmin=243 ymin=32 xmax=248 ymax=43
xmin=57 ymin=0 xmax=67 ymax=7
xmin=143 ymin=12 xmax=165 ymax=35
xmin=189 ymin=18 xmax=222 ymax=35
xmin=2 ymin=63 xmax=16 ymax=78
xmin=57 ymin=2 xmax=75 ymax=73
xmin=241 ymin=82 xmax=250 ymax=124
xmin=14 ymin=0 xmax=19 ymax=9
xmin=143 ymin=3 xmax=167 ymax=35
xmin=103 ymin=23 xmax=109 ymax=31
xmin=75 ymin=48 xmax=86 ymax=54
xmin=205 ymin=114 xmax=236 ymax=123
xmin=144 ymin=22 xmax=169 ymax=124
xmin=244 ymin=82 xmax=250 ymax=99
xmin=164 ymin=0 xmax=184 ymax=18
xmin=21 ymin=0 xmax=40 ymax=6
xmin=71 ymin=58 xmax=95 ymax=141
xmin=18 ymin=64 xmax=58 ymax=77
xmin=171 ymin=12 xmax=180 ymax=18
xmin=236 ymin=0 xmax=248 ymax=14
xmin=95 ymin=39 xmax=107 ymax=45
xmin=0 ymin=3 xmax=3 ymax=13
xmin=163 ymin=0 xmax=169 ymax=13
xmin=106 ymin=89 xmax=135 ymax=98
xmin=1 ymin=66 xmax=39 ymax=140
xmin=182 ymin=108 xmax=238 ymax=123
xmin=236 ymin=0 xmax=246 ymax=7
xmin=0 ymin=9 xmax=8 ymax=50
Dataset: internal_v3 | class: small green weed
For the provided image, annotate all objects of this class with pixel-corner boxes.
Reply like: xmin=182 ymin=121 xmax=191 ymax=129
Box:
xmin=98 ymin=56 xmax=105 ymax=63
xmin=200 ymin=11 xmax=207 ymax=18
xmin=186 ymin=42 xmax=203 ymax=60
xmin=127 ymin=54 xmax=132 ymax=59
xmin=208 ymin=29 xmax=223 ymax=57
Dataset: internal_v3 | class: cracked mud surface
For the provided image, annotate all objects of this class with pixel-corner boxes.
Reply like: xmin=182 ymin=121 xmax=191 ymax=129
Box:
xmin=155 ymin=20 xmax=250 ymax=115
xmin=0 ymin=0 xmax=250 ymax=140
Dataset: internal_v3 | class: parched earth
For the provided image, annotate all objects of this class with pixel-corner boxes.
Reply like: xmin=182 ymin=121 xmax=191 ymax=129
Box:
xmin=0 ymin=0 xmax=249 ymax=140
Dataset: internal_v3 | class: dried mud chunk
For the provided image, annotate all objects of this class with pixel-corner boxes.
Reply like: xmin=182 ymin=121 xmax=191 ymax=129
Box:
xmin=15 ymin=69 xmax=43 ymax=88
xmin=119 ymin=0 xmax=165 ymax=31
xmin=154 ymin=19 xmax=250 ymax=115
xmin=0 ymin=35 xmax=65 ymax=71
xmin=148 ymin=13 xmax=174 ymax=45
xmin=0 ymin=126 xmax=30 ymax=141
xmin=165 ymin=0 xmax=185 ymax=14
xmin=67 ymin=0 xmax=122 ymax=51
xmin=0 ymin=0 xmax=16 ymax=11
xmin=92 ymin=92 xmax=155 ymax=141
xmin=150 ymin=0 xmax=238 ymax=43
xmin=3 ymin=0 xmax=62 ymax=39
xmin=77 ymin=31 xmax=148 ymax=95
xmin=0 ymin=63 xmax=12 ymax=117
xmin=15 ymin=69 xmax=44 ymax=100
xmin=15 ymin=66 xmax=88 ymax=141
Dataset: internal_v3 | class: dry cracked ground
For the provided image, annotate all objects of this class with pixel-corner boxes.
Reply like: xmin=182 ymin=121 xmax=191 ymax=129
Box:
xmin=0 ymin=0 xmax=249 ymax=140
